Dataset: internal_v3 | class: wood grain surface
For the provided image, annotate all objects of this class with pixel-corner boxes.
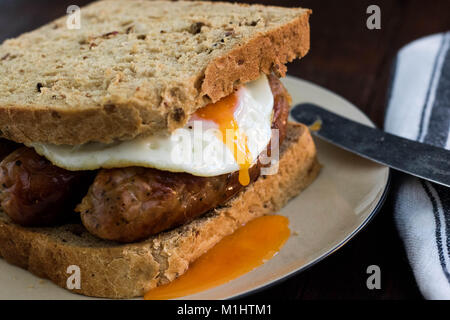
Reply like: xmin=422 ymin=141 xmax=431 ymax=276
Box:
xmin=1 ymin=0 xmax=449 ymax=300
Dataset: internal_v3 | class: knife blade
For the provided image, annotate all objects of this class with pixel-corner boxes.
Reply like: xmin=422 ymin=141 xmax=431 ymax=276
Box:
xmin=290 ymin=103 xmax=450 ymax=188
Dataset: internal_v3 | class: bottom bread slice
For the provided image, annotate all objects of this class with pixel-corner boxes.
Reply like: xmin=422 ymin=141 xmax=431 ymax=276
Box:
xmin=0 ymin=123 xmax=320 ymax=299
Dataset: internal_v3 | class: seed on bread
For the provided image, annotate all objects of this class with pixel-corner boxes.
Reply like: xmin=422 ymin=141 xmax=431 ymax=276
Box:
xmin=36 ymin=83 xmax=43 ymax=93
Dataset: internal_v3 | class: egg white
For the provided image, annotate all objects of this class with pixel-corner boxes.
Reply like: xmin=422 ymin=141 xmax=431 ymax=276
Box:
xmin=30 ymin=75 xmax=274 ymax=177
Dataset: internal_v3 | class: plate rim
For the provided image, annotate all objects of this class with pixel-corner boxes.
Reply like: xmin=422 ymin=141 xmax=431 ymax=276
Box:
xmin=230 ymin=172 xmax=391 ymax=300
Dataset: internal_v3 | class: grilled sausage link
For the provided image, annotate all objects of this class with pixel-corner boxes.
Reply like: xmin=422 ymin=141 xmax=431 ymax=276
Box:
xmin=0 ymin=147 xmax=93 ymax=226
xmin=77 ymin=165 xmax=262 ymax=242
xmin=77 ymin=74 xmax=290 ymax=242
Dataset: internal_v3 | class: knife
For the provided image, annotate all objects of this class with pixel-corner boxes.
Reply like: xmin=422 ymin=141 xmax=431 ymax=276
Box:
xmin=290 ymin=103 xmax=450 ymax=188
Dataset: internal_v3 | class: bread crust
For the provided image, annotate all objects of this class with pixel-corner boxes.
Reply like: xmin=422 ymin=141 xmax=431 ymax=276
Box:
xmin=0 ymin=1 xmax=310 ymax=145
xmin=0 ymin=123 xmax=320 ymax=298
xmin=201 ymin=12 xmax=310 ymax=102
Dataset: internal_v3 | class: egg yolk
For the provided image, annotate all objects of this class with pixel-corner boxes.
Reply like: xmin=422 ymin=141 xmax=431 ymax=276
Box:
xmin=144 ymin=215 xmax=290 ymax=300
xmin=194 ymin=90 xmax=252 ymax=186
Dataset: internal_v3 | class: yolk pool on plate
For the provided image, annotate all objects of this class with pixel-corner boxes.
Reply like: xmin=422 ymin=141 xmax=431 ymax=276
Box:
xmin=144 ymin=215 xmax=290 ymax=300
xmin=194 ymin=90 xmax=253 ymax=186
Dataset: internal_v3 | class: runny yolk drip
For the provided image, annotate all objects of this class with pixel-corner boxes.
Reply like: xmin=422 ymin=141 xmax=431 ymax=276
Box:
xmin=309 ymin=119 xmax=323 ymax=132
xmin=144 ymin=215 xmax=290 ymax=300
xmin=194 ymin=90 xmax=252 ymax=186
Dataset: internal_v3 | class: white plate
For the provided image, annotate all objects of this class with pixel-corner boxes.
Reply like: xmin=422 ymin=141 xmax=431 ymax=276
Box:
xmin=0 ymin=76 xmax=390 ymax=299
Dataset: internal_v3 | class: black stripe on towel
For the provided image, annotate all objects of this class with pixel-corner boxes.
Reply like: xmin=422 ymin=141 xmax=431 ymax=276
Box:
xmin=421 ymin=33 xmax=450 ymax=281
xmin=421 ymin=181 xmax=450 ymax=283
xmin=417 ymin=34 xmax=448 ymax=141
xmin=385 ymin=56 xmax=398 ymax=111
xmin=434 ymin=184 xmax=450 ymax=268
xmin=423 ymin=33 xmax=450 ymax=146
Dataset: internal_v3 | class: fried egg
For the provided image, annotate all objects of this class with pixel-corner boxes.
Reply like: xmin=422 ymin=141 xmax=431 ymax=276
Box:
xmin=30 ymin=75 xmax=274 ymax=185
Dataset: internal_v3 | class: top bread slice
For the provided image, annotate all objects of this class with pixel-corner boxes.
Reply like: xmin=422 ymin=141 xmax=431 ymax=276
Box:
xmin=0 ymin=0 xmax=310 ymax=145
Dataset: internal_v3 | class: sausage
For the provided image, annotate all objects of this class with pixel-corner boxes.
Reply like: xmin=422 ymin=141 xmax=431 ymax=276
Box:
xmin=77 ymin=74 xmax=290 ymax=242
xmin=268 ymin=73 xmax=291 ymax=144
xmin=0 ymin=147 xmax=93 ymax=226
xmin=77 ymin=164 xmax=262 ymax=242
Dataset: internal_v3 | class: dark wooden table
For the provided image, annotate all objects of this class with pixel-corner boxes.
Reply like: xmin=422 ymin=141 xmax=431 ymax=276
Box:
xmin=1 ymin=0 xmax=449 ymax=300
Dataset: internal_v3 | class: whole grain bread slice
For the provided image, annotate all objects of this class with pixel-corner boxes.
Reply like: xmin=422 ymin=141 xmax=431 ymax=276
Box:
xmin=0 ymin=0 xmax=310 ymax=145
xmin=0 ymin=123 xmax=320 ymax=299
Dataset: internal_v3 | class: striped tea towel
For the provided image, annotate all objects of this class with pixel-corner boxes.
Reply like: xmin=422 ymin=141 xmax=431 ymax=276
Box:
xmin=384 ymin=32 xmax=450 ymax=300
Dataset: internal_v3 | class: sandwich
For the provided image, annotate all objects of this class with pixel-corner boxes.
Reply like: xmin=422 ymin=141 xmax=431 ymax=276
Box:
xmin=0 ymin=0 xmax=318 ymax=298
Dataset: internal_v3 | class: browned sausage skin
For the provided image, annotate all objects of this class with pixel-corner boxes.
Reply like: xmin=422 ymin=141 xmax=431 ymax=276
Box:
xmin=0 ymin=148 xmax=93 ymax=226
xmin=77 ymin=75 xmax=290 ymax=242
xmin=268 ymin=74 xmax=291 ymax=143
xmin=77 ymin=164 xmax=262 ymax=242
